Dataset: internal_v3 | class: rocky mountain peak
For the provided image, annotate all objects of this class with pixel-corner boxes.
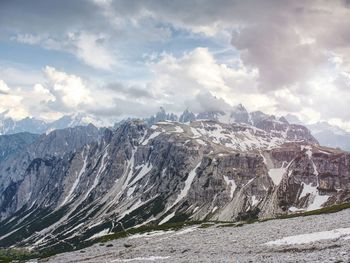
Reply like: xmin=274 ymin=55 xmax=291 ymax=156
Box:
xmin=146 ymin=107 xmax=178 ymax=125
xmin=279 ymin=116 xmax=289 ymax=124
xmin=231 ymin=103 xmax=250 ymax=124
xmin=179 ymin=109 xmax=196 ymax=123
xmin=196 ymin=110 xmax=226 ymax=121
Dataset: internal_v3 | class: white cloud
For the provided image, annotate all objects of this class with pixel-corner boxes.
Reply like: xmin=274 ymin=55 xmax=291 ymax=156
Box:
xmin=70 ymin=32 xmax=116 ymax=70
xmin=14 ymin=33 xmax=42 ymax=45
xmin=0 ymin=65 xmax=44 ymax=88
xmin=145 ymin=47 xmax=279 ymax=114
xmin=274 ymin=89 xmax=302 ymax=112
xmin=13 ymin=32 xmax=116 ymax=71
xmin=0 ymin=80 xmax=10 ymax=93
xmin=43 ymin=66 xmax=93 ymax=109
xmin=0 ymin=80 xmax=37 ymax=120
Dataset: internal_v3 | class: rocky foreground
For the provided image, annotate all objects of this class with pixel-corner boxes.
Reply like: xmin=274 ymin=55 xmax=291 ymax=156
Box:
xmin=43 ymin=208 xmax=350 ymax=263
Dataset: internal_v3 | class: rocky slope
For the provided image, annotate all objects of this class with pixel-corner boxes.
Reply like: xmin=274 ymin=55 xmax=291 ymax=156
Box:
xmin=0 ymin=118 xmax=349 ymax=252
xmin=44 ymin=208 xmax=350 ymax=263
xmin=0 ymin=124 xmax=102 ymax=219
xmin=0 ymin=132 xmax=39 ymax=163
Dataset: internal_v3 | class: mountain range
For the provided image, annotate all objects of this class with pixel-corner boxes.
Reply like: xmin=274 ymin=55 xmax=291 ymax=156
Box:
xmin=0 ymin=111 xmax=103 ymax=135
xmin=1 ymin=105 xmax=350 ymax=152
xmin=285 ymin=114 xmax=350 ymax=151
xmin=0 ymin=106 xmax=349 ymax=253
xmin=146 ymin=106 xmax=350 ymax=152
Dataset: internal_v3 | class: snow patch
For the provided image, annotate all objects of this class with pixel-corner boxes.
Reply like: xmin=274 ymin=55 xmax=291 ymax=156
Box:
xmin=142 ymin=131 xmax=161 ymax=145
xmin=301 ymin=145 xmax=313 ymax=159
xmin=84 ymin=147 xmax=108 ymax=199
xmin=174 ymin=227 xmax=196 ymax=236
xmin=172 ymin=126 xmax=184 ymax=133
xmin=172 ymin=162 xmax=201 ymax=207
xmin=111 ymin=256 xmax=170 ymax=262
xmin=268 ymin=167 xmax=286 ymax=186
xmin=86 ymin=228 xmax=110 ymax=240
xmin=190 ymin=127 xmax=201 ymax=138
xmin=299 ymin=183 xmax=329 ymax=211
xmin=129 ymin=163 xmax=153 ymax=186
xmin=265 ymin=227 xmax=350 ymax=246
xmin=196 ymin=139 xmax=206 ymax=145
xmin=159 ymin=212 xmax=176 ymax=225
xmin=160 ymin=162 xmax=201 ymax=219
xmin=223 ymin=175 xmax=236 ymax=198
xmin=118 ymin=198 xmax=152 ymax=220
xmin=128 ymin=230 xmax=173 ymax=239
xmin=251 ymin=196 xmax=259 ymax=206
xmin=61 ymin=150 xmax=88 ymax=206
xmin=288 ymin=206 xmax=305 ymax=212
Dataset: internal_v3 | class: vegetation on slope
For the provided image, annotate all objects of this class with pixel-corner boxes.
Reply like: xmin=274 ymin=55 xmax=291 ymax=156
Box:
xmin=1 ymin=202 xmax=350 ymax=262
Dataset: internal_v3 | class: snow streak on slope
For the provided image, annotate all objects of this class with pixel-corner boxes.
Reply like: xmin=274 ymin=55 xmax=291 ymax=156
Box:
xmin=223 ymin=175 xmax=236 ymax=198
xmin=129 ymin=164 xmax=153 ymax=186
xmin=268 ymin=168 xmax=286 ymax=186
xmin=84 ymin=146 xmax=109 ymax=200
xmin=142 ymin=131 xmax=161 ymax=145
xmin=172 ymin=162 xmax=201 ymax=208
xmin=159 ymin=212 xmax=176 ymax=225
xmin=299 ymin=145 xmax=329 ymax=211
xmin=111 ymin=256 xmax=171 ymax=262
xmin=160 ymin=162 xmax=202 ymax=224
xmin=61 ymin=148 xmax=89 ymax=206
xmin=299 ymin=183 xmax=330 ymax=211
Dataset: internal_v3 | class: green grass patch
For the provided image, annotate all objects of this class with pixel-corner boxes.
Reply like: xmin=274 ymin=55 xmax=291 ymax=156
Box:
xmin=198 ymin=223 xmax=215 ymax=229
xmin=94 ymin=220 xmax=202 ymax=244
xmin=0 ymin=248 xmax=40 ymax=263
xmin=276 ymin=202 xmax=350 ymax=219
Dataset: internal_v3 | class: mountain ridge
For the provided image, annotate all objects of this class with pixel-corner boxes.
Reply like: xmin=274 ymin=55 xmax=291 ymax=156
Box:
xmin=1 ymin=117 xmax=349 ymax=251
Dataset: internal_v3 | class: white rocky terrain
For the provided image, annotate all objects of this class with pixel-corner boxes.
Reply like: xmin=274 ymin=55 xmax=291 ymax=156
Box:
xmin=43 ymin=208 xmax=350 ymax=263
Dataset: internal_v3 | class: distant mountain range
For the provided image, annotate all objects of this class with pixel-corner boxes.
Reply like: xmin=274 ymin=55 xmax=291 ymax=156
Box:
xmin=1 ymin=105 xmax=349 ymax=152
xmin=143 ymin=106 xmax=350 ymax=152
xmin=285 ymin=114 xmax=350 ymax=151
xmin=0 ymin=111 xmax=104 ymax=135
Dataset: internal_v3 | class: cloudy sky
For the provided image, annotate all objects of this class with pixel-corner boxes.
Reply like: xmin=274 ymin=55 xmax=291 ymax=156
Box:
xmin=1 ymin=0 xmax=350 ymax=129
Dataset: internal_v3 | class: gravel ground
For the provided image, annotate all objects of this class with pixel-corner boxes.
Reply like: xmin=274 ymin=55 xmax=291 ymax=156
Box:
xmin=41 ymin=209 xmax=350 ymax=263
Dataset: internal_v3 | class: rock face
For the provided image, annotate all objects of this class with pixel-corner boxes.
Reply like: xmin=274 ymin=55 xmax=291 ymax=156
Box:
xmin=179 ymin=109 xmax=196 ymax=123
xmin=0 ymin=118 xmax=349 ymax=251
xmin=0 ymin=132 xmax=39 ymax=163
xmin=230 ymin=104 xmax=250 ymax=124
xmin=146 ymin=107 xmax=178 ymax=125
xmin=0 ymin=124 xmax=102 ymax=219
